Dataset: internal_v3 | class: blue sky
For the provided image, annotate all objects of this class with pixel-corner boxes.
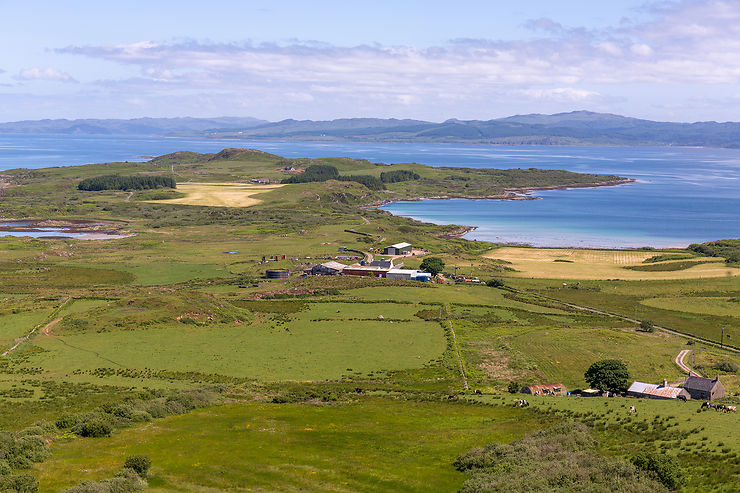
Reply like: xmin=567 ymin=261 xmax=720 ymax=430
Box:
xmin=1 ymin=0 xmax=739 ymax=122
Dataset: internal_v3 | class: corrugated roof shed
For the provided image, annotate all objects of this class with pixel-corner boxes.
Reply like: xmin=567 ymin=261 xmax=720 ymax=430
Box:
xmin=628 ymin=381 xmax=688 ymax=399
xmin=390 ymin=242 xmax=412 ymax=249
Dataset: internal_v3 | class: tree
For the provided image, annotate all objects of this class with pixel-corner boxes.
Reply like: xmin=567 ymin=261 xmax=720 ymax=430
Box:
xmin=584 ymin=359 xmax=630 ymax=393
xmin=486 ymin=279 xmax=505 ymax=288
xmin=507 ymin=381 xmax=520 ymax=394
xmin=419 ymin=257 xmax=445 ymax=276
xmin=639 ymin=319 xmax=655 ymax=332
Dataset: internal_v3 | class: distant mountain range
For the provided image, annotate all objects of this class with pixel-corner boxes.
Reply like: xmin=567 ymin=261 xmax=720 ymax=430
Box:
xmin=2 ymin=112 xmax=740 ymax=148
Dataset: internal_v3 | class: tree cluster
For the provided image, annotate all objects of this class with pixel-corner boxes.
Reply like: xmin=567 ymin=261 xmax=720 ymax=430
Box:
xmin=380 ymin=170 xmax=420 ymax=183
xmin=78 ymin=174 xmax=176 ymax=191
xmin=281 ymin=165 xmax=386 ymax=190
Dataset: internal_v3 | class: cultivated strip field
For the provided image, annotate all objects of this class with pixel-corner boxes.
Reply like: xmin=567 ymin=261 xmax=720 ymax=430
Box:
xmin=150 ymin=182 xmax=284 ymax=207
xmin=485 ymin=247 xmax=739 ymax=280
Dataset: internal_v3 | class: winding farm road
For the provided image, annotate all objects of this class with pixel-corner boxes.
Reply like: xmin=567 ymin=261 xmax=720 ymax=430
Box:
xmin=675 ymin=349 xmax=702 ymax=376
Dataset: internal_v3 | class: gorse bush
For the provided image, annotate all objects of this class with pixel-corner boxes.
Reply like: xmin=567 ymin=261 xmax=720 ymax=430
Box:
xmin=78 ymin=174 xmax=176 ymax=191
xmin=0 ymin=474 xmax=38 ymax=493
xmin=124 ymin=455 xmax=151 ymax=477
xmin=631 ymin=452 xmax=684 ymax=490
xmin=62 ymin=465 xmax=147 ymax=493
xmin=455 ymin=422 xmax=669 ymax=492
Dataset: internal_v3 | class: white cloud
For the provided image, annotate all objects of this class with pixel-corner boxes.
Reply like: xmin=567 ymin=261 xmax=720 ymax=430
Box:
xmin=21 ymin=0 xmax=740 ymax=120
xmin=518 ymin=88 xmax=602 ymax=103
xmin=16 ymin=67 xmax=76 ymax=82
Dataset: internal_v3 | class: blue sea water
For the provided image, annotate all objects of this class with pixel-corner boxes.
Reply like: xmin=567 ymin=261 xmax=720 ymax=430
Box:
xmin=0 ymin=134 xmax=739 ymax=248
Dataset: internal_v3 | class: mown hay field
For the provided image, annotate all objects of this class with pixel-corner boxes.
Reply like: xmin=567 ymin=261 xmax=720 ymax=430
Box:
xmin=149 ymin=182 xmax=284 ymax=207
xmin=485 ymin=247 xmax=739 ymax=280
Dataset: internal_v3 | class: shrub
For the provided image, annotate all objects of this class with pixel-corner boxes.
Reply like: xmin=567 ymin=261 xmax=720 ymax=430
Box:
xmin=631 ymin=452 xmax=684 ymax=490
xmin=0 ymin=460 xmax=10 ymax=476
xmin=124 ymin=455 xmax=152 ymax=477
xmin=639 ymin=319 xmax=655 ymax=332
xmin=74 ymin=419 xmax=113 ymax=438
xmin=0 ymin=474 xmax=38 ymax=493
xmin=486 ymin=279 xmax=505 ymax=288
xmin=715 ymin=360 xmax=739 ymax=373
xmin=507 ymin=381 xmax=520 ymax=394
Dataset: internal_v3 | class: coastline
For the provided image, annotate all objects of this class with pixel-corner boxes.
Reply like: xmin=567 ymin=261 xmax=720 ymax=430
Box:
xmin=364 ymin=178 xmax=635 ymax=209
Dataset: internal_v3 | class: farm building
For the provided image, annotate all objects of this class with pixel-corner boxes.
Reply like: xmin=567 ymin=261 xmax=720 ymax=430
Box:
xmin=386 ymin=269 xmax=432 ymax=282
xmin=384 ymin=242 xmax=412 ymax=255
xmin=521 ymin=383 xmax=566 ymax=396
xmin=627 ymin=380 xmax=691 ymax=400
xmin=265 ymin=269 xmax=290 ymax=279
xmin=309 ymin=261 xmax=347 ymax=276
xmin=682 ymin=376 xmax=725 ymax=401
xmin=342 ymin=265 xmax=390 ymax=277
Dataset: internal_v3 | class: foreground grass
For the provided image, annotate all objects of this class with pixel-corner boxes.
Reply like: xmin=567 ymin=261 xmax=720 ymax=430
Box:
xmin=34 ymin=398 xmax=542 ymax=492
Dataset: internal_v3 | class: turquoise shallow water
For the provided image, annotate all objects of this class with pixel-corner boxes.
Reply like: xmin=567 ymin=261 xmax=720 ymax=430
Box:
xmin=0 ymin=135 xmax=738 ymax=248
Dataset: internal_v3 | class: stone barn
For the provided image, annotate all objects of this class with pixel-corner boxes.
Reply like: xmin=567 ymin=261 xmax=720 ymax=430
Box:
xmin=682 ymin=376 xmax=725 ymax=401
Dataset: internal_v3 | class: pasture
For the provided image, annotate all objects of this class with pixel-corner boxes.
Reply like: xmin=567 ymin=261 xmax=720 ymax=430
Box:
xmin=485 ymin=246 xmax=739 ymax=280
xmin=18 ymin=301 xmax=446 ymax=382
xmin=33 ymin=399 xmax=541 ymax=493
xmin=149 ymin=182 xmax=284 ymax=207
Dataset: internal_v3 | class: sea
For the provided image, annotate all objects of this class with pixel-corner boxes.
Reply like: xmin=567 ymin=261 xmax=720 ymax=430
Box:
xmin=1 ymin=133 xmax=739 ymax=248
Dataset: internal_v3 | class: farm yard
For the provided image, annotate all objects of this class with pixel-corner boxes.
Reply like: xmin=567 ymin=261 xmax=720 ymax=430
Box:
xmin=0 ymin=148 xmax=739 ymax=491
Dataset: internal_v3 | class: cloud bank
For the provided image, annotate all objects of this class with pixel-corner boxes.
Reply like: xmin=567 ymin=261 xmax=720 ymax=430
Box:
xmin=6 ymin=0 xmax=740 ymax=121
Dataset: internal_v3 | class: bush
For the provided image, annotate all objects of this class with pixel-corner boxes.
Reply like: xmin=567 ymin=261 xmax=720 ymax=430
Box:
xmin=639 ymin=320 xmax=655 ymax=332
xmin=0 ymin=460 xmax=10 ymax=476
xmin=631 ymin=452 xmax=684 ymax=490
xmin=74 ymin=419 xmax=113 ymax=438
xmin=124 ymin=455 xmax=152 ymax=477
xmin=0 ymin=474 xmax=38 ymax=493
xmin=715 ymin=360 xmax=739 ymax=373
xmin=455 ymin=422 xmax=666 ymax=492
xmin=486 ymin=279 xmax=504 ymax=288
xmin=507 ymin=381 xmax=520 ymax=394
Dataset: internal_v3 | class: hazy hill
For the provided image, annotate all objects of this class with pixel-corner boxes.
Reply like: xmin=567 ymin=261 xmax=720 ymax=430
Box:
xmin=0 ymin=116 xmax=267 ymax=135
xmin=2 ymin=111 xmax=740 ymax=147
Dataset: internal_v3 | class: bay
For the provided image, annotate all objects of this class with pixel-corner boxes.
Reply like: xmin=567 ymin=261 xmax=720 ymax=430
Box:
xmin=0 ymin=134 xmax=738 ymax=248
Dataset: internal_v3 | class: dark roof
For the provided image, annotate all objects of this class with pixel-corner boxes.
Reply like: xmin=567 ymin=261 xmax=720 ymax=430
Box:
xmin=369 ymin=260 xmax=392 ymax=268
xmin=684 ymin=376 xmax=721 ymax=392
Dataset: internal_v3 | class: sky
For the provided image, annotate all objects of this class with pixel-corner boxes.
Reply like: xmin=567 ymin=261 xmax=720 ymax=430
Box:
xmin=1 ymin=0 xmax=739 ymax=123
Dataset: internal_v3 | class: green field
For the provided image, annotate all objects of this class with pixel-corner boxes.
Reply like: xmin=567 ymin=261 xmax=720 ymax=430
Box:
xmin=1 ymin=149 xmax=739 ymax=492
xmin=33 ymin=399 xmax=542 ymax=493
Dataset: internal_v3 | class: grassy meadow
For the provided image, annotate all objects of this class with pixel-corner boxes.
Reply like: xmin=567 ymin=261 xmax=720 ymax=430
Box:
xmin=0 ymin=148 xmax=738 ymax=491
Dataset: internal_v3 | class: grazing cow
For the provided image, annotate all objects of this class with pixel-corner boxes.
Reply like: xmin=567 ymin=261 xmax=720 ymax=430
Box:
xmin=727 ymin=406 xmax=736 ymax=413
xmin=474 ymin=389 xmax=482 ymax=395
xmin=715 ymin=404 xmax=726 ymax=412
xmin=701 ymin=401 xmax=713 ymax=409
xmin=448 ymin=394 xmax=457 ymax=399
xmin=629 ymin=406 xmax=637 ymax=414
xmin=354 ymin=387 xmax=363 ymax=394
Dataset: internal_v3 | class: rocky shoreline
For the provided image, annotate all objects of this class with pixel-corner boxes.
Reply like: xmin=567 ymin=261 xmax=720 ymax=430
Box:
xmin=367 ymin=177 xmax=636 ymax=239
